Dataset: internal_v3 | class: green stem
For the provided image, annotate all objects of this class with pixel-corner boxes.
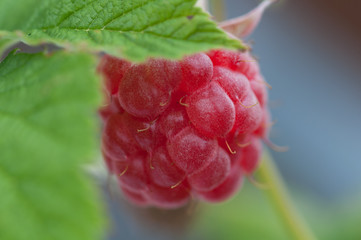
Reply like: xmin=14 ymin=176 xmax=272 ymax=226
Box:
xmin=258 ymin=150 xmax=317 ymax=240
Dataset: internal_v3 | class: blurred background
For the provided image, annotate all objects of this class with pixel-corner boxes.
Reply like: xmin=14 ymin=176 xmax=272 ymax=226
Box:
xmin=104 ymin=0 xmax=361 ymax=239
xmin=244 ymin=0 xmax=361 ymax=203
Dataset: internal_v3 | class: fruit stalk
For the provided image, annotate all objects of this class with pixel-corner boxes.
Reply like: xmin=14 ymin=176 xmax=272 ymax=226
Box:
xmin=258 ymin=151 xmax=317 ymax=240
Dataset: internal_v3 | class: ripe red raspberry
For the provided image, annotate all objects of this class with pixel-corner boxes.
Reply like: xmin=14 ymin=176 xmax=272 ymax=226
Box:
xmin=98 ymin=49 xmax=271 ymax=208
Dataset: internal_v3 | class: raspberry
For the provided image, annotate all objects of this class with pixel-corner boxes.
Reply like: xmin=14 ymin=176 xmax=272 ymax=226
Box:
xmin=158 ymin=104 xmax=189 ymax=139
xmin=117 ymin=59 xmax=181 ymax=120
xmin=250 ymin=76 xmax=268 ymax=107
xmin=207 ymin=50 xmax=259 ymax=80
xmin=197 ymin=164 xmax=244 ymax=203
xmin=101 ymin=114 xmax=140 ymax=160
xmin=167 ymin=126 xmax=218 ymax=174
xmin=239 ymin=136 xmax=263 ymax=174
xmin=98 ymin=48 xmax=271 ymax=208
xmin=188 ymin=148 xmax=231 ymax=191
xmin=232 ymin=89 xmax=263 ymax=134
xmin=147 ymin=146 xmax=186 ymax=188
xmin=179 ymin=53 xmax=213 ymax=94
xmin=185 ymin=81 xmax=236 ymax=138
xmin=117 ymin=153 xmax=149 ymax=192
xmin=97 ymin=55 xmax=132 ymax=95
xmin=98 ymin=96 xmax=124 ymax=121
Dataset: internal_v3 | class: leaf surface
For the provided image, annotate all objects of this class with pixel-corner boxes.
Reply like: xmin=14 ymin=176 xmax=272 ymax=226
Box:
xmin=0 ymin=51 xmax=104 ymax=240
xmin=0 ymin=0 xmax=243 ymax=61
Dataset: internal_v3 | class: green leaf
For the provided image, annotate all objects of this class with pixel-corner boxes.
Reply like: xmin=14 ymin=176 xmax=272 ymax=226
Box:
xmin=0 ymin=0 xmax=243 ymax=61
xmin=0 ymin=51 xmax=104 ymax=240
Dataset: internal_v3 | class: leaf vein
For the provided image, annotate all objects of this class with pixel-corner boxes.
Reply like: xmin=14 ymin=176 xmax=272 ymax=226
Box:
xmin=101 ymin=0 xmax=158 ymax=30
xmin=56 ymin=0 xmax=99 ymax=27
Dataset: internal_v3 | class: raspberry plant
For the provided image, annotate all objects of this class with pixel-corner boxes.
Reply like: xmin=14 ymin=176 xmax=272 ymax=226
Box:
xmin=0 ymin=0 xmax=316 ymax=240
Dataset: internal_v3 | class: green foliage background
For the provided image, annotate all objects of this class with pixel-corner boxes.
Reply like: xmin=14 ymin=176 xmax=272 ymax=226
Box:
xmin=0 ymin=52 xmax=103 ymax=240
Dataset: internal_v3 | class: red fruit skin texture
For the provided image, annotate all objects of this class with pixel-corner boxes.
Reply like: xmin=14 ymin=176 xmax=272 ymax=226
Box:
xmin=208 ymin=49 xmax=259 ymax=80
xmin=147 ymin=182 xmax=190 ymax=209
xmin=158 ymin=104 xmax=190 ymax=139
xmin=117 ymin=153 xmax=149 ymax=192
xmin=179 ymin=53 xmax=213 ymax=94
xmin=197 ymin=164 xmax=244 ymax=203
xmin=232 ymin=90 xmax=263 ymax=134
xmin=254 ymin=109 xmax=271 ymax=139
xmin=98 ymin=55 xmax=132 ymax=95
xmin=250 ymin=76 xmax=268 ymax=107
xmin=122 ymin=113 xmax=157 ymax=153
xmin=147 ymin=146 xmax=186 ymax=188
xmin=240 ymin=136 xmax=263 ymax=174
xmin=102 ymin=114 xmax=141 ymax=160
xmin=188 ymin=148 xmax=231 ymax=191
xmin=98 ymin=97 xmax=124 ymax=121
xmin=167 ymin=126 xmax=218 ymax=174
xmin=99 ymin=48 xmax=269 ymax=208
xmin=218 ymin=136 xmax=243 ymax=166
xmin=213 ymin=66 xmax=250 ymax=103
xmin=117 ymin=64 xmax=171 ymax=120
xmin=186 ymin=82 xmax=236 ymax=138
xmin=146 ymin=59 xmax=182 ymax=92
xmin=112 ymin=158 xmax=129 ymax=176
